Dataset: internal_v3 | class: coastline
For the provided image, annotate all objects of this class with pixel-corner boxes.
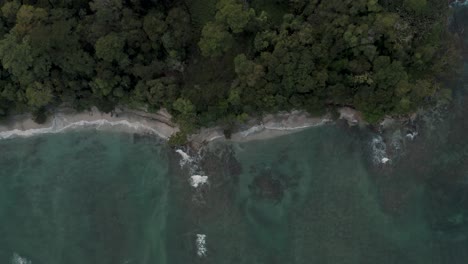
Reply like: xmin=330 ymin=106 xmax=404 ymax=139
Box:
xmin=0 ymin=105 xmax=421 ymax=166
xmin=0 ymin=107 xmax=178 ymax=140
xmin=0 ymin=107 xmax=342 ymax=143
xmin=189 ymin=110 xmax=334 ymax=145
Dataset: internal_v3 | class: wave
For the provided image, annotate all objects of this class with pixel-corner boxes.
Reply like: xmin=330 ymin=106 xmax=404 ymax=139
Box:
xmin=264 ymin=118 xmax=332 ymax=131
xmin=239 ymin=125 xmax=265 ymax=137
xmin=196 ymin=234 xmax=207 ymax=257
xmin=174 ymin=149 xmax=209 ymax=189
xmin=406 ymin=131 xmax=418 ymax=140
xmin=236 ymin=118 xmax=332 ymax=138
xmin=11 ymin=253 xmax=31 ymax=264
xmin=190 ymin=175 xmax=209 ymax=188
xmin=0 ymin=115 xmax=168 ymax=140
xmin=371 ymin=136 xmax=391 ymax=165
xmin=175 ymin=149 xmax=194 ymax=166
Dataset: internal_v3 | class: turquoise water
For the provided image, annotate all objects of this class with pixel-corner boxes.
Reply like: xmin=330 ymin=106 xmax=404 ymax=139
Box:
xmin=0 ymin=132 xmax=173 ymax=264
xmin=1 ymin=106 xmax=466 ymax=263
xmin=198 ymin=122 xmax=466 ymax=264
xmin=0 ymin=72 xmax=467 ymax=263
xmin=0 ymin=62 xmax=467 ymax=263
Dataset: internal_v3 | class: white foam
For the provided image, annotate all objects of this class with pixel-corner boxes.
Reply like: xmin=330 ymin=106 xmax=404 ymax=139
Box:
xmin=11 ymin=253 xmax=31 ymax=264
xmin=381 ymin=157 xmax=391 ymax=164
xmin=240 ymin=124 xmax=265 ymax=137
xmin=406 ymin=131 xmax=418 ymax=140
xmin=190 ymin=175 xmax=209 ymax=188
xmin=0 ymin=115 xmax=167 ymax=140
xmin=207 ymin=135 xmax=224 ymax=141
xmin=264 ymin=119 xmax=332 ymax=130
xmin=175 ymin=149 xmax=193 ymax=166
xmin=196 ymin=234 xmax=207 ymax=257
xmin=371 ymin=136 xmax=390 ymax=164
xmin=237 ymin=119 xmax=332 ymax=138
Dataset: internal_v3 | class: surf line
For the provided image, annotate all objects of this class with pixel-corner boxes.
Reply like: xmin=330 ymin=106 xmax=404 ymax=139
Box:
xmin=0 ymin=116 xmax=169 ymax=140
xmin=175 ymin=148 xmax=209 ymax=257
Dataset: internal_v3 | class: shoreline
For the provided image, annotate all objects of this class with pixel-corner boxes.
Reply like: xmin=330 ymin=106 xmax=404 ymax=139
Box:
xmin=1 ymin=105 xmax=412 ymax=145
xmin=189 ymin=110 xmax=335 ymax=145
xmin=0 ymin=107 xmax=343 ymax=143
xmin=0 ymin=105 xmax=421 ymax=166
xmin=0 ymin=107 xmax=178 ymax=140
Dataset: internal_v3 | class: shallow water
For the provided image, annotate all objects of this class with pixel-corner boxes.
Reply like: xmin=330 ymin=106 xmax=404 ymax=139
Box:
xmin=1 ymin=27 xmax=468 ymax=264
xmin=0 ymin=132 xmax=172 ymax=264
xmin=1 ymin=100 xmax=466 ymax=264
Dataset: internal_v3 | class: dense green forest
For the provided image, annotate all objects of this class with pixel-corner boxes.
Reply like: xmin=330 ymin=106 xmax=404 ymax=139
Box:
xmin=0 ymin=0 xmax=461 ymax=142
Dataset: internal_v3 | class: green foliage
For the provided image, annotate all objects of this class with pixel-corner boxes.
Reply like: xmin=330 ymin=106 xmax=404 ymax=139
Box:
xmin=198 ymin=22 xmax=233 ymax=57
xmin=168 ymin=131 xmax=188 ymax=146
xmin=250 ymin=0 xmax=288 ymax=25
xmin=186 ymin=0 xmax=218 ymax=30
xmin=215 ymin=0 xmax=255 ymax=33
xmin=173 ymin=98 xmax=195 ymax=117
xmin=143 ymin=11 xmax=166 ymax=42
xmin=0 ymin=33 xmax=34 ymax=84
xmin=198 ymin=0 xmax=263 ymax=57
xmin=1 ymin=0 xmax=20 ymax=23
xmin=0 ymin=0 xmax=460 ymax=129
xmin=95 ymin=33 xmax=128 ymax=64
xmin=25 ymin=82 xmax=53 ymax=108
xmin=131 ymin=77 xmax=177 ymax=107
xmin=404 ymin=0 xmax=428 ymax=13
xmin=234 ymin=54 xmax=265 ymax=87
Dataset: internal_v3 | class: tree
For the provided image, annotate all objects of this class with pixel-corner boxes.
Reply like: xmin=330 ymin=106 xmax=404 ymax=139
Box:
xmin=198 ymin=22 xmax=233 ymax=57
xmin=215 ymin=0 xmax=255 ymax=33
xmin=164 ymin=7 xmax=192 ymax=51
xmin=131 ymin=77 xmax=177 ymax=107
xmin=173 ymin=98 xmax=195 ymax=116
xmin=25 ymin=82 xmax=53 ymax=108
xmin=143 ymin=10 xmax=166 ymax=42
xmin=95 ymin=33 xmax=128 ymax=65
xmin=0 ymin=33 xmax=35 ymax=85
xmin=234 ymin=54 xmax=265 ymax=87
xmin=404 ymin=0 xmax=427 ymax=13
xmin=1 ymin=0 xmax=21 ymax=24
xmin=0 ymin=0 xmax=459 ymax=127
xmin=88 ymin=0 xmax=123 ymax=38
xmin=13 ymin=5 xmax=48 ymax=36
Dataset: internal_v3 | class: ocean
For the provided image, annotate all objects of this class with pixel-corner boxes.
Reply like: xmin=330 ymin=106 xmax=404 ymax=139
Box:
xmin=0 ymin=80 xmax=466 ymax=263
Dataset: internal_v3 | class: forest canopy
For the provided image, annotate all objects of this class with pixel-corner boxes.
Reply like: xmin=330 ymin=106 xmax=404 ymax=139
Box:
xmin=0 ymin=0 xmax=461 ymax=142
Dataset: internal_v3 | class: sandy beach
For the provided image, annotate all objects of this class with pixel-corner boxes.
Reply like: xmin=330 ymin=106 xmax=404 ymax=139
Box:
xmin=189 ymin=110 xmax=334 ymax=145
xmin=0 ymin=107 xmax=178 ymax=140
xmin=0 ymin=107 xmax=345 ymax=143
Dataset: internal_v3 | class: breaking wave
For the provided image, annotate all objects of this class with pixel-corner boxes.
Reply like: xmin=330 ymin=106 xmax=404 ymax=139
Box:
xmin=196 ymin=234 xmax=207 ymax=257
xmin=0 ymin=115 xmax=168 ymax=140
xmin=370 ymin=136 xmax=391 ymax=165
xmin=190 ymin=175 xmax=209 ymax=188
xmin=175 ymin=149 xmax=194 ymax=166
xmin=11 ymin=253 xmax=31 ymax=264
xmin=175 ymin=148 xmax=209 ymax=190
xmin=237 ymin=118 xmax=332 ymax=138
